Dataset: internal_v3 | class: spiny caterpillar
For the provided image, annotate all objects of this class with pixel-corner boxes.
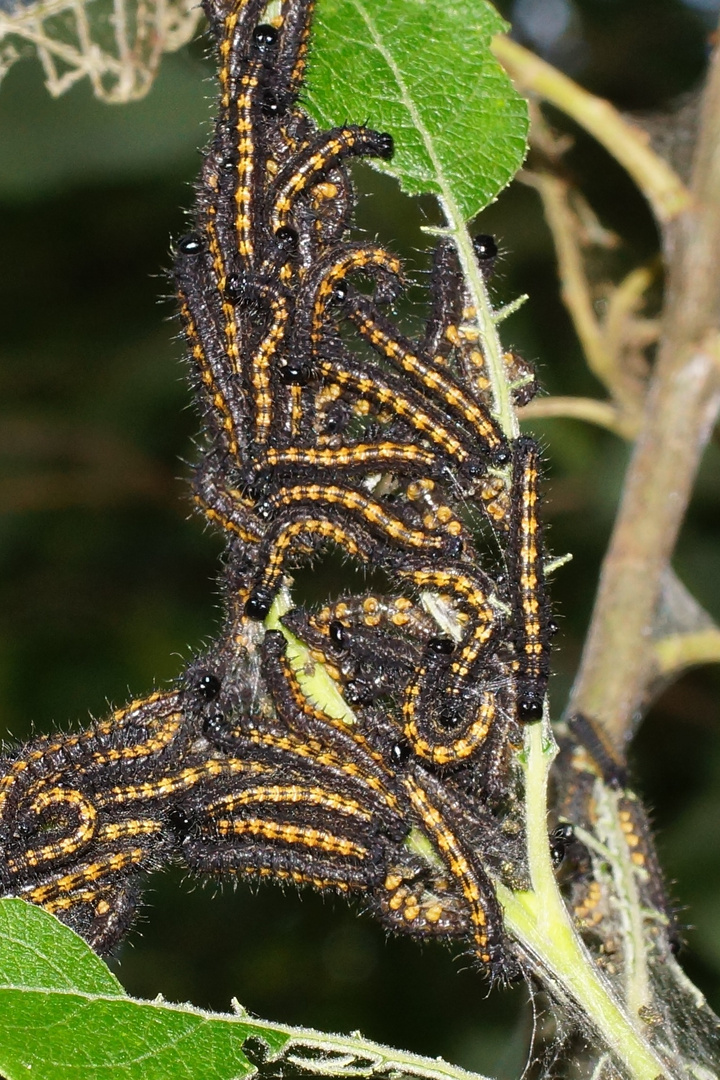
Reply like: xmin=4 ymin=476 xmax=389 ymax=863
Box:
xmin=0 ymin=0 xmax=562 ymax=981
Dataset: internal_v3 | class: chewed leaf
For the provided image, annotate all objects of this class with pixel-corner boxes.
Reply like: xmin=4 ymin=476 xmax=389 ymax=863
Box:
xmin=306 ymin=0 xmax=528 ymax=222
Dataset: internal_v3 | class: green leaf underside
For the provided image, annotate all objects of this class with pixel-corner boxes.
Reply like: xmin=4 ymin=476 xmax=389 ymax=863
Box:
xmin=306 ymin=0 xmax=529 ymax=221
xmin=0 ymin=899 xmax=288 ymax=1080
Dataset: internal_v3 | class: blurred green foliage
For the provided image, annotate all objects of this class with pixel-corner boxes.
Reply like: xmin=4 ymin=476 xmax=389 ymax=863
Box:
xmin=0 ymin=2 xmax=718 ymax=1076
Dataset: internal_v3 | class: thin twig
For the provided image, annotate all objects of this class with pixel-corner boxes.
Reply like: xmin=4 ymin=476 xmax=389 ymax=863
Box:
xmin=568 ymin=38 xmax=720 ymax=746
xmin=653 ymin=628 xmax=720 ymax=677
xmin=519 ymin=396 xmax=632 ymax=438
xmin=603 ymin=263 xmax=658 ymax=390
xmin=520 ymin=167 xmax=650 ymax=423
xmin=492 ymin=36 xmax=691 ymax=226
xmin=521 ymin=171 xmax=611 ymax=389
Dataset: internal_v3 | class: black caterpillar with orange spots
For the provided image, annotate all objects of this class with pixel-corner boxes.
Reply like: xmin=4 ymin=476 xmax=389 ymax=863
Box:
xmin=0 ymin=0 xmax=580 ymax=982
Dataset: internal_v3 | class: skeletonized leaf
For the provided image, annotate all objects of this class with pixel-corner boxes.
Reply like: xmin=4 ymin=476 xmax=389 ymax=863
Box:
xmin=0 ymin=0 xmax=201 ymax=101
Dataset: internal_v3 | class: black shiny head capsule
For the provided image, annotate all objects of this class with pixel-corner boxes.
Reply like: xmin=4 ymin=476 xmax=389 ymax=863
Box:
xmin=427 ymin=636 xmax=455 ymax=655
xmin=473 ymin=234 xmax=498 ymax=263
xmin=168 ymin=806 xmax=193 ymax=840
xmin=328 ymin=620 xmax=347 ymax=650
xmin=261 ymin=88 xmax=279 ymax=117
xmin=177 ymin=234 xmax=202 ymax=256
xmin=196 ymin=672 xmax=221 ymax=700
xmin=333 ymin=279 xmax=348 ymax=302
xmin=518 ymin=695 xmax=544 ymax=722
xmin=391 ymin=740 xmax=411 ymax=767
xmin=279 ymin=360 xmax=310 ymax=385
xmin=245 ymin=593 xmax=271 ymax=620
xmin=224 ymin=272 xmax=247 ymax=304
xmin=491 ymin=445 xmax=511 ymax=467
xmin=464 ymin=458 xmax=484 ymax=479
xmin=345 ymin=681 xmax=375 ymax=707
xmin=274 ymin=225 xmax=299 ymax=251
xmin=202 ymin=709 xmax=226 ymax=738
xmin=323 ymin=407 xmax=347 ymax=434
xmin=375 ymin=132 xmax=394 ymax=160
xmin=550 ymin=823 xmax=575 ymax=868
xmin=437 ymin=702 xmax=461 ymax=728
xmin=252 ymin=23 xmax=279 ymax=56
xmin=220 ymin=151 xmax=239 ymax=172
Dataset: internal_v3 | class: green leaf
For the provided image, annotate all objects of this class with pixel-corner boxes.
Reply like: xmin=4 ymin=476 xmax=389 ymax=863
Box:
xmin=0 ymin=899 xmax=289 ymax=1080
xmin=306 ymin=0 xmax=528 ymax=222
xmin=0 ymin=901 xmax=494 ymax=1080
xmin=0 ymin=898 xmax=123 ymax=995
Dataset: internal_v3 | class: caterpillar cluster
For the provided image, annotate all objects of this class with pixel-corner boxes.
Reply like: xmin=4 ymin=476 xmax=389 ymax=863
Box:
xmin=0 ymin=0 xmax=560 ymax=978
xmin=177 ymin=0 xmax=552 ymax=735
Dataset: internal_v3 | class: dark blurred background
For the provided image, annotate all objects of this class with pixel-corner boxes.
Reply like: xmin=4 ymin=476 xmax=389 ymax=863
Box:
xmin=0 ymin=0 xmax=719 ymax=1075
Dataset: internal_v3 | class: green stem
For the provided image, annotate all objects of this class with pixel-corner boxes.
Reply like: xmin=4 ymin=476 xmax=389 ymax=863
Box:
xmin=266 ymin=591 xmax=357 ymax=724
xmin=273 ymin=1025 xmax=494 ymax=1080
xmin=444 ymin=211 xmax=518 ymax=440
xmin=653 ymin=627 xmax=720 ymax=676
xmin=422 ymin=207 xmax=518 ymax=438
xmin=498 ymin=723 xmax=672 ymax=1080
